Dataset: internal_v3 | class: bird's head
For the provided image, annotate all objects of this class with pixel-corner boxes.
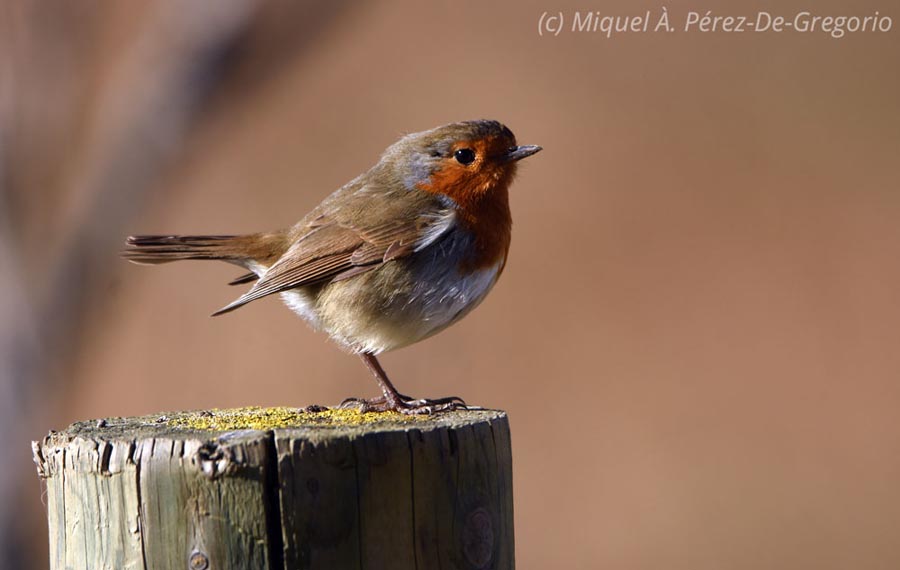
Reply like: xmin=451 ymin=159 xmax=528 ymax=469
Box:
xmin=384 ymin=120 xmax=541 ymax=208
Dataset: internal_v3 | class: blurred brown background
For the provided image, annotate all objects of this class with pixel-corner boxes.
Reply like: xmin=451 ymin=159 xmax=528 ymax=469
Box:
xmin=3 ymin=0 xmax=899 ymax=568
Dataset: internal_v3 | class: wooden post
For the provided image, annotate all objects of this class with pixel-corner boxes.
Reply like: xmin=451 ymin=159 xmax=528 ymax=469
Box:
xmin=32 ymin=408 xmax=514 ymax=570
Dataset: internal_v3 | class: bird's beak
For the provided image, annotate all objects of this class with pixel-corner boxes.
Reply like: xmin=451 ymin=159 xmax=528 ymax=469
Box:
xmin=503 ymin=145 xmax=542 ymax=162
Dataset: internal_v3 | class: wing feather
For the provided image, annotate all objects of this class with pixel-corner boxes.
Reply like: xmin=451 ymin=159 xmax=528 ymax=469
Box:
xmin=212 ymin=201 xmax=456 ymax=316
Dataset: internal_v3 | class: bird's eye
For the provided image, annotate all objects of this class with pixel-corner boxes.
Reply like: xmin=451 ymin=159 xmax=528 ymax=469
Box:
xmin=454 ymin=148 xmax=476 ymax=165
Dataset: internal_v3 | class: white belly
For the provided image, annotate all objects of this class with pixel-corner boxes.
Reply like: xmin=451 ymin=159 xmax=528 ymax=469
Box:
xmin=279 ymin=260 xmax=504 ymax=355
xmin=279 ymin=289 xmax=322 ymax=329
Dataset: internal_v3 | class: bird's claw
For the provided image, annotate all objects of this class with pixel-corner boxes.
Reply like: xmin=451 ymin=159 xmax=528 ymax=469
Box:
xmin=338 ymin=394 xmax=467 ymax=415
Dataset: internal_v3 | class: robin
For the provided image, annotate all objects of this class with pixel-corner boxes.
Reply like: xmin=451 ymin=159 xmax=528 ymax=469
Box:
xmin=123 ymin=120 xmax=541 ymax=413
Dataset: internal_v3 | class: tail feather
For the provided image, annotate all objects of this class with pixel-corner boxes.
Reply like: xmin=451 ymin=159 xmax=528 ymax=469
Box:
xmin=122 ymin=235 xmax=255 ymax=265
xmin=123 ymin=232 xmax=288 ymax=314
xmin=228 ymin=271 xmax=259 ymax=285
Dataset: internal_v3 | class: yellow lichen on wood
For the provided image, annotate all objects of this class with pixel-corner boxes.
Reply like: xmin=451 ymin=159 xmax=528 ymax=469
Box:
xmin=167 ymin=406 xmax=425 ymax=431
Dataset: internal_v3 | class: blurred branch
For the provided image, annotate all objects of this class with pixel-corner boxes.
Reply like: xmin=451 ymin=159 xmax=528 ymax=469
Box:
xmin=0 ymin=1 xmax=349 ymax=567
xmin=39 ymin=0 xmax=260 ymax=358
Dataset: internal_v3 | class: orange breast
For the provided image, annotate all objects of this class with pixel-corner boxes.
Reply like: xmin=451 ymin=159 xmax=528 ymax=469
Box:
xmin=418 ymin=158 xmax=514 ymax=272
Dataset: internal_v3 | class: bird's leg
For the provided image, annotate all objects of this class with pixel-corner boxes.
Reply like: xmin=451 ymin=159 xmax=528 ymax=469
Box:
xmin=338 ymin=352 xmax=467 ymax=415
xmin=358 ymin=352 xmax=405 ymax=409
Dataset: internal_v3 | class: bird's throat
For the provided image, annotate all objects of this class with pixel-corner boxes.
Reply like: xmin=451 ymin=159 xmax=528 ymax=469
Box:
xmin=418 ymin=170 xmax=513 ymax=272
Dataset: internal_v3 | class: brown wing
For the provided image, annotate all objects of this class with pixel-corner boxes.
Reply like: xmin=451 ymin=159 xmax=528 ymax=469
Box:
xmin=211 ymin=205 xmax=454 ymax=316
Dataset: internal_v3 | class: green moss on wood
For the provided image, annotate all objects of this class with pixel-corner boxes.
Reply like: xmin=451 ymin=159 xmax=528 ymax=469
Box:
xmin=167 ymin=406 xmax=426 ymax=431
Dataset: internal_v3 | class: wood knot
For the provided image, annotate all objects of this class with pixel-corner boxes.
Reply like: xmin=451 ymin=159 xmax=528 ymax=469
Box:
xmin=197 ymin=441 xmax=233 ymax=480
xmin=189 ymin=550 xmax=209 ymax=570
xmin=462 ymin=507 xmax=494 ymax=568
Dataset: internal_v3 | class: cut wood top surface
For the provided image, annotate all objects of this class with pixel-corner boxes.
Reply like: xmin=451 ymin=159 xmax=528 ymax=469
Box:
xmin=38 ymin=407 xmax=507 ymax=447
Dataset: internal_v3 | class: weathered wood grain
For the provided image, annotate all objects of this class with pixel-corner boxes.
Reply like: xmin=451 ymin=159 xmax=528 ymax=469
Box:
xmin=33 ymin=409 xmax=514 ymax=570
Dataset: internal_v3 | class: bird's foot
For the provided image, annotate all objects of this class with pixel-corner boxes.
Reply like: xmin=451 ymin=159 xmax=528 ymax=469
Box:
xmin=338 ymin=393 xmax=467 ymax=415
